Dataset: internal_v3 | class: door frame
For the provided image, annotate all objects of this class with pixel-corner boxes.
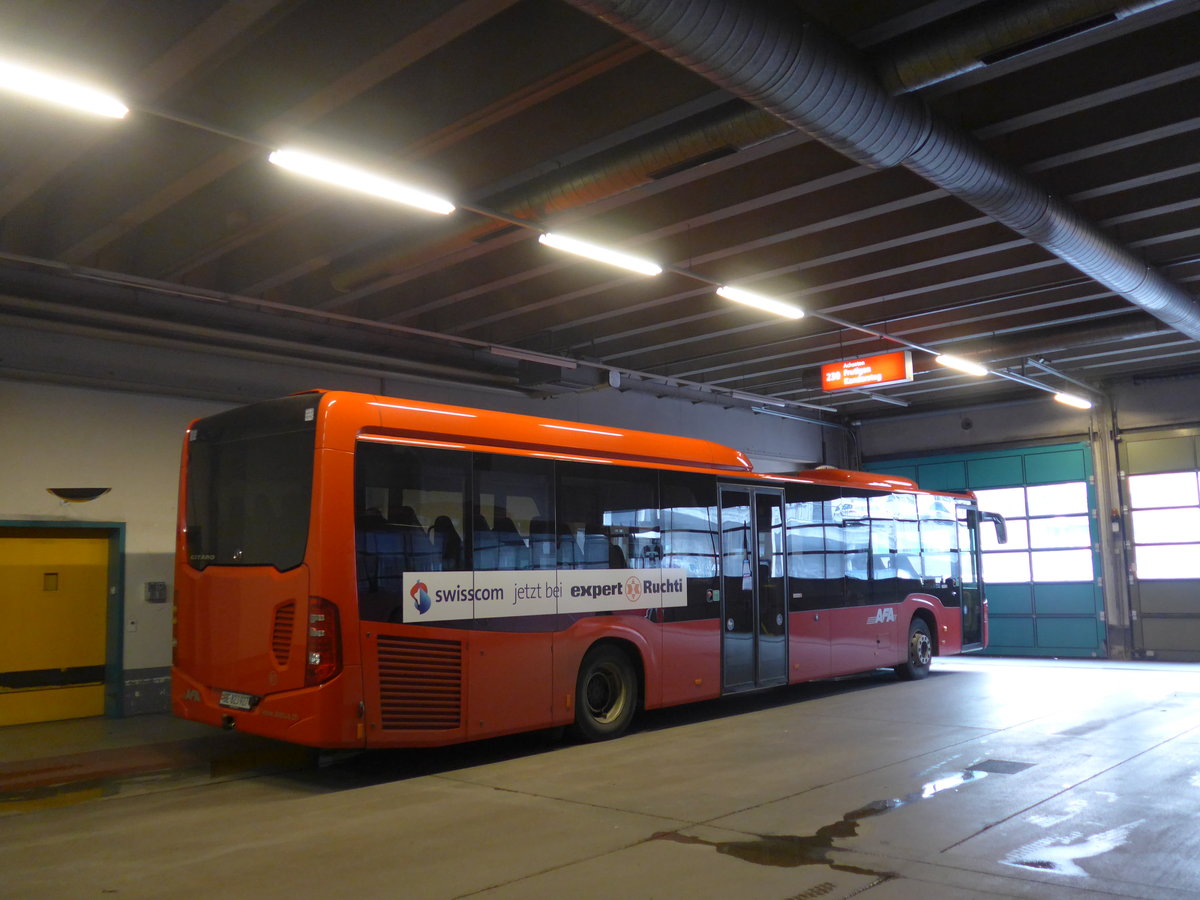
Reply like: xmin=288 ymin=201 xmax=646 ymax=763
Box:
xmin=0 ymin=521 xmax=126 ymax=717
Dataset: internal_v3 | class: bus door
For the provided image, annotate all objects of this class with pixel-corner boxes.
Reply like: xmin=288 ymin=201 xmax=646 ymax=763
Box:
xmin=959 ymin=506 xmax=1000 ymax=650
xmin=719 ymin=486 xmax=787 ymax=692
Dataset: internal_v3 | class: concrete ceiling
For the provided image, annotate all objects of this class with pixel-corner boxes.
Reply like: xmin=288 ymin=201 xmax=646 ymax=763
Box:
xmin=1 ymin=0 xmax=1199 ymax=422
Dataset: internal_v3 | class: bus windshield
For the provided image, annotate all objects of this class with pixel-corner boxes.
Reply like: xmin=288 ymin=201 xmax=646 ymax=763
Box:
xmin=185 ymin=394 xmax=318 ymax=571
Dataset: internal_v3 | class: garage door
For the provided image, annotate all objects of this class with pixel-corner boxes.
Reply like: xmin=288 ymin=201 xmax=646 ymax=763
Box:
xmin=0 ymin=530 xmax=110 ymax=725
xmin=869 ymin=443 xmax=1105 ymax=659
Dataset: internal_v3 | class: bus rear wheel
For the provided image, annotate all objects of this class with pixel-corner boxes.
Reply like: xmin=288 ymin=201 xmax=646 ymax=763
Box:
xmin=894 ymin=619 xmax=933 ymax=681
xmin=570 ymin=645 xmax=638 ymax=741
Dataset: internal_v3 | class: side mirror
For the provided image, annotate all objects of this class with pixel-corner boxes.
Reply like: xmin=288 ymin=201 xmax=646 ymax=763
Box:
xmin=982 ymin=510 xmax=1008 ymax=545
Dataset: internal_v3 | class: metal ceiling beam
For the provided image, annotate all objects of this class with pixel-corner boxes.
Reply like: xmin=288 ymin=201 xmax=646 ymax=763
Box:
xmin=564 ymin=0 xmax=1200 ymax=344
xmin=874 ymin=0 xmax=1179 ymax=95
xmin=56 ymin=0 xmax=520 ymax=266
xmin=0 ymin=0 xmax=290 ymax=220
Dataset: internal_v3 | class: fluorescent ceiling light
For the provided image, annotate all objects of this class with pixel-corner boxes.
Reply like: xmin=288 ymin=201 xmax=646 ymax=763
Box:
xmin=268 ymin=148 xmax=454 ymax=215
xmin=935 ymin=354 xmax=988 ymax=377
xmin=0 ymin=59 xmax=127 ymax=118
xmin=1054 ymin=392 xmax=1094 ymax=410
xmin=538 ymin=232 xmax=661 ymax=276
xmin=717 ymin=285 xmax=804 ymax=319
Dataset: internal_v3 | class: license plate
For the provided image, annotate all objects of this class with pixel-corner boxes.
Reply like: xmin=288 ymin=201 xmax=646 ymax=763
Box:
xmin=218 ymin=690 xmax=255 ymax=711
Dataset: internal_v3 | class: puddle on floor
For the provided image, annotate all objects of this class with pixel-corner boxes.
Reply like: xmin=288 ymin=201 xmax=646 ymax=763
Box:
xmin=1001 ymin=819 xmax=1144 ymax=877
xmin=651 ymin=769 xmax=989 ymax=881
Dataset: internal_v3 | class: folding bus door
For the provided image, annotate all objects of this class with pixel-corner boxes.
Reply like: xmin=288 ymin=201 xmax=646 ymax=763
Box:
xmin=719 ymin=486 xmax=787 ymax=692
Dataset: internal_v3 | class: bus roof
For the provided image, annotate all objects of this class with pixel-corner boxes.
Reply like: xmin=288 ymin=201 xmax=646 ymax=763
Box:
xmin=315 ymin=390 xmax=754 ymax=472
xmin=307 ymin=390 xmax=933 ymax=494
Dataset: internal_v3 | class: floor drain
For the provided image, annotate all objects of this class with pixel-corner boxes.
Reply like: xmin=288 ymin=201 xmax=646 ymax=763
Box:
xmin=968 ymin=759 xmax=1034 ymax=775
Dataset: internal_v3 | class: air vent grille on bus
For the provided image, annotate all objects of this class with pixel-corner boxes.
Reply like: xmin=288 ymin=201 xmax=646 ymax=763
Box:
xmin=272 ymin=602 xmax=295 ymax=666
xmin=376 ymin=635 xmax=463 ymax=730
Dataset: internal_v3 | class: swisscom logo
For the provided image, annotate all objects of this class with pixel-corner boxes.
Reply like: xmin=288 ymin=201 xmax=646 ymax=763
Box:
xmin=410 ymin=581 xmax=432 ymax=615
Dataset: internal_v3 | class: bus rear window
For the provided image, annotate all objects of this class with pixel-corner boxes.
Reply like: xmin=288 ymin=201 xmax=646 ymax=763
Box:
xmin=185 ymin=395 xmax=318 ymax=571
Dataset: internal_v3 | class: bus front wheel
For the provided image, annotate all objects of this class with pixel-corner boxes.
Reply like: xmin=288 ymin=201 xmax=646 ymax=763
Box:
xmin=570 ymin=645 xmax=638 ymax=741
xmin=894 ymin=619 xmax=933 ymax=681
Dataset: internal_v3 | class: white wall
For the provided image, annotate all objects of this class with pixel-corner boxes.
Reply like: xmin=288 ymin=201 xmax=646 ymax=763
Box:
xmin=0 ymin=381 xmax=231 ymax=671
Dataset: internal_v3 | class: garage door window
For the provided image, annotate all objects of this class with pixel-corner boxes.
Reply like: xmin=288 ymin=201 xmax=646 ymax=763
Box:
xmin=975 ymin=482 xmax=1093 ymax=583
xmin=1128 ymin=471 xmax=1200 ymax=580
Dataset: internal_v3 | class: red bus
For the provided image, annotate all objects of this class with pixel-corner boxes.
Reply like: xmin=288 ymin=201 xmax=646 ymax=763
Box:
xmin=172 ymin=390 xmax=1005 ymax=748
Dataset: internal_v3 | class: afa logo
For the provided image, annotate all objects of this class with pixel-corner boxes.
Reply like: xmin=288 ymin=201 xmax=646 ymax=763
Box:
xmin=624 ymin=576 xmax=642 ymax=604
xmin=410 ymin=581 xmax=432 ymax=615
xmin=867 ymin=607 xmax=896 ymax=625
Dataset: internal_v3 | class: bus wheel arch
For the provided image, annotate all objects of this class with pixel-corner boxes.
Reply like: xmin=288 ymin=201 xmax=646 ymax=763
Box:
xmin=569 ymin=640 xmax=642 ymax=741
xmin=894 ymin=613 xmax=935 ymax=681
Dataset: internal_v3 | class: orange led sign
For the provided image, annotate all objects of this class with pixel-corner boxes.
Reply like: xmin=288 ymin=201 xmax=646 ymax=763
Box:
xmin=821 ymin=350 xmax=913 ymax=392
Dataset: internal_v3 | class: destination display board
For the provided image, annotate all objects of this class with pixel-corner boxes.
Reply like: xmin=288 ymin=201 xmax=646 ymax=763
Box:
xmin=821 ymin=350 xmax=913 ymax=392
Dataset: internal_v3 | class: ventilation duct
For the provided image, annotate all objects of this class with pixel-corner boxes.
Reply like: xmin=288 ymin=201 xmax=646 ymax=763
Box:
xmin=565 ymin=0 xmax=1200 ymax=343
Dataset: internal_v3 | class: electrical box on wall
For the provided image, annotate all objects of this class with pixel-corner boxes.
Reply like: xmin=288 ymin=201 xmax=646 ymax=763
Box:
xmin=145 ymin=581 xmax=168 ymax=603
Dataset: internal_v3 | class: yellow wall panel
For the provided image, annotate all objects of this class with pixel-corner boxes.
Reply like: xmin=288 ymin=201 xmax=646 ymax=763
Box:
xmin=0 ymin=684 xmax=106 ymax=725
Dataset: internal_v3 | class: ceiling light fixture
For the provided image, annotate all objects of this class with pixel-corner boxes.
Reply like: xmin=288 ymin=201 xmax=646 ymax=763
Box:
xmin=731 ymin=391 xmax=785 ymax=407
xmin=1053 ymin=392 xmax=1094 ymax=410
xmin=0 ymin=59 xmax=128 ymax=118
xmin=752 ymin=404 xmax=838 ymax=419
xmin=538 ymin=232 xmax=662 ymax=276
xmin=935 ymin=354 xmax=988 ymax=377
xmin=268 ymin=148 xmax=455 ymax=215
xmin=489 ymin=345 xmax=579 ymax=369
xmin=717 ymin=285 xmax=804 ymax=319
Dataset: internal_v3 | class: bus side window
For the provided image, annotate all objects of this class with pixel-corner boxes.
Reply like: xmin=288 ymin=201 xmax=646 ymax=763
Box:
xmin=557 ymin=461 xmax=658 ymax=573
xmin=354 ymin=441 xmax=470 ymax=621
xmin=659 ymin=472 xmax=719 ymax=623
xmin=473 ymin=454 xmax=551 ymax=573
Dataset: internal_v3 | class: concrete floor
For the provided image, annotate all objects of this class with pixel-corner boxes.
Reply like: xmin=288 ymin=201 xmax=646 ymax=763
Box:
xmin=3 ymin=656 xmax=1200 ymax=899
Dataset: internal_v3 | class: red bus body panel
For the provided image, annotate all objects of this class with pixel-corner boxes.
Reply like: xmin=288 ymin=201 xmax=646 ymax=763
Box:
xmin=172 ymin=390 xmax=988 ymax=749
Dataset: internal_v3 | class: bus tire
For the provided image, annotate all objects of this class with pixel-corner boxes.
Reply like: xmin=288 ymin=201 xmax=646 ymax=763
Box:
xmin=894 ymin=619 xmax=933 ymax=681
xmin=569 ymin=644 xmax=638 ymax=741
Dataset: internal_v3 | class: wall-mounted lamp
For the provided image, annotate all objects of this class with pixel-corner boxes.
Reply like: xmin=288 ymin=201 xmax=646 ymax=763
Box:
xmin=48 ymin=487 xmax=111 ymax=502
xmin=1053 ymin=392 xmax=1094 ymax=410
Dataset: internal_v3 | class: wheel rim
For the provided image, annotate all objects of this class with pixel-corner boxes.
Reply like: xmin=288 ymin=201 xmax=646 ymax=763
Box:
xmin=584 ymin=661 xmax=629 ymax=724
xmin=910 ymin=629 xmax=932 ymax=668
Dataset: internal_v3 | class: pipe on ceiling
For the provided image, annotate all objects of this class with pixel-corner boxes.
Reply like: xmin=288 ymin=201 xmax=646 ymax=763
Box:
xmin=563 ymin=0 xmax=1200 ymax=343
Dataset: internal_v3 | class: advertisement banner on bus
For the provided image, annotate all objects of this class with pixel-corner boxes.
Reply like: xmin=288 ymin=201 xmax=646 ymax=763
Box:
xmin=401 ymin=568 xmax=688 ymax=622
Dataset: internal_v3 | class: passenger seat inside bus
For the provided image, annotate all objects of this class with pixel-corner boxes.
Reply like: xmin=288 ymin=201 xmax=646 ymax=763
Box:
xmin=528 ymin=517 xmax=555 ymax=569
xmin=429 ymin=515 xmax=463 ymax=570
xmin=493 ymin=515 xmax=527 ymax=569
xmin=473 ymin=515 xmax=499 ymax=570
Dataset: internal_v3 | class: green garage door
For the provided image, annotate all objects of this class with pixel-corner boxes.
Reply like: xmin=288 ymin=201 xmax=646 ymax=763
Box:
xmin=869 ymin=444 xmax=1104 ymax=658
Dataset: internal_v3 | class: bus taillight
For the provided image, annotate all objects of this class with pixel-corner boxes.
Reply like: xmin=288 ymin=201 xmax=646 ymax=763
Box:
xmin=305 ymin=597 xmax=341 ymax=686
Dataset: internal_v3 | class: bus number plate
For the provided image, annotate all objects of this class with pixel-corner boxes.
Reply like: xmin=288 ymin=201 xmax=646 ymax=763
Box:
xmin=219 ymin=690 xmax=254 ymax=711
